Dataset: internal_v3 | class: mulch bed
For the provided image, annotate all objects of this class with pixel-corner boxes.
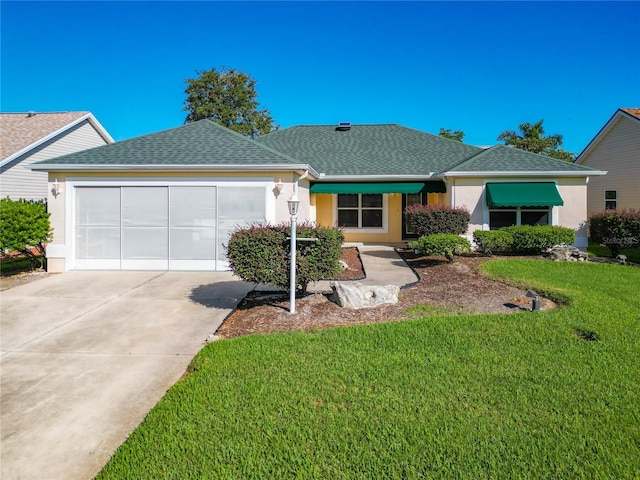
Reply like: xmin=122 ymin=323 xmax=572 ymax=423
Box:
xmin=216 ymin=248 xmax=557 ymax=339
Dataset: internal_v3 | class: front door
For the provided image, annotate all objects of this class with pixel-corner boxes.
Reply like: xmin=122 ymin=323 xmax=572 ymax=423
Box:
xmin=402 ymin=192 xmax=427 ymax=239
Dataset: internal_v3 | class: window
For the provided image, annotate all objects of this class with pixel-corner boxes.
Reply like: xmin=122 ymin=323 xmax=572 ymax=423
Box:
xmin=489 ymin=207 xmax=550 ymax=230
xmin=337 ymin=194 xmax=383 ymax=228
xmin=605 ymin=190 xmax=617 ymax=210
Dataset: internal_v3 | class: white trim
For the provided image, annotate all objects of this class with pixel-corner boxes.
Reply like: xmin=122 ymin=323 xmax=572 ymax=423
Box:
xmin=317 ymin=174 xmax=440 ymax=181
xmin=332 ymin=193 xmax=389 ymax=234
xmin=604 ymin=189 xmax=618 ymax=210
xmin=445 ymin=170 xmax=607 ymax=177
xmin=1 ymin=113 xmax=114 ymax=168
xmin=30 ymin=163 xmax=319 ymax=177
xmin=63 ymin=177 xmax=275 ymax=272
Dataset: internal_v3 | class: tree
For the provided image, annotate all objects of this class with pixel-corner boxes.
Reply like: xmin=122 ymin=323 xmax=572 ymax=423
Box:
xmin=183 ymin=67 xmax=278 ymax=136
xmin=497 ymin=119 xmax=574 ymax=161
xmin=438 ymin=128 xmax=465 ymax=142
xmin=0 ymin=198 xmax=52 ymax=269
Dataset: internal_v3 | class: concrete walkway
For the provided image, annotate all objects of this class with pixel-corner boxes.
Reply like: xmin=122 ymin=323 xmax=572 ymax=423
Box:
xmin=309 ymin=244 xmax=418 ymax=292
xmin=0 ymin=271 xmax=253 ymax=480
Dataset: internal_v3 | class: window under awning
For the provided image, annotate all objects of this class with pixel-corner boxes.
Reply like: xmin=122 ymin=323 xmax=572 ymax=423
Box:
xmin=310 ymin=181 xmax=446 ymax=195
xmin=485 ymin=182 xmax=564 ymax=208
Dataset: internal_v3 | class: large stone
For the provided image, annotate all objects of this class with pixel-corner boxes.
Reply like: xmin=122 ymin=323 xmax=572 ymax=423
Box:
xmin=545 ymin=244 xmax=588 ymax=262
xmin=329 ymin=282 xmax=400 ymax=309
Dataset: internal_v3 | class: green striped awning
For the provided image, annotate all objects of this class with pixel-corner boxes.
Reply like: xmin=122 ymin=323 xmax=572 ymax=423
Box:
xmin=485 ymin=182 xmax=564 ymax=208
xmin=310 ymin=182 xmax=446 ymax=194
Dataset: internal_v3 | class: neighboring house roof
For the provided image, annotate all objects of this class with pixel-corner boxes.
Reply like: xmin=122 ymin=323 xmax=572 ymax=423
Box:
xmin=576 ymin=108 xmax=640 ymax=163
xmin=446 ymin=144 xmax=600 ymax=176
xmin=31 ymin=119 xmax=312 ymax=173
xmin=255 ymin=124 xmax=484 ymax=177
xmin=0 ymin=111 xmax=114 ymax=167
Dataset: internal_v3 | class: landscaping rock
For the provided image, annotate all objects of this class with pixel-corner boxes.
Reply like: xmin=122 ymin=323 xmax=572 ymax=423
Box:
xmin=545 ymin=244 xmax=587 ymax=262
xmin=329 ymin=282 xmax=400 ymax=309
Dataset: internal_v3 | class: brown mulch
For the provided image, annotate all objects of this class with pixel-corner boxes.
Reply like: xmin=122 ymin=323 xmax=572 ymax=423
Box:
xmin=216 ymin=249 xmax=557 ymax=339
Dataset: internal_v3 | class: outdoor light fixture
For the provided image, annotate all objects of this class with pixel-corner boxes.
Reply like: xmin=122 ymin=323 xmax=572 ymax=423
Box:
xmin=52 ymin=178 xmax=61 ymax=197
xmin=526 ymin=289 xmax=541 ymax=311
xmin=287 ymin=193 xmax=300 ymax=216
xmin=274 ymin=179 xmax=284 ymax=195
xmin=288 ymin=192 xmax=300 ymax=314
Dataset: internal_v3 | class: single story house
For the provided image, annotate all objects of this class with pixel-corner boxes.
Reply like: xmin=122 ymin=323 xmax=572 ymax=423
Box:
xmin=31 ymin=120 xmax=605 ymax=273
xmin=0 ymin=111 xmax=114 ymax=200
xmin=575 ymin=108 xmax=640 ymax=216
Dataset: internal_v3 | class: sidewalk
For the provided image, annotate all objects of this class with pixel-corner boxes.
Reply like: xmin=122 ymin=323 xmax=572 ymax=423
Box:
xmin=308 ymin=245 xmax=418 ymax=292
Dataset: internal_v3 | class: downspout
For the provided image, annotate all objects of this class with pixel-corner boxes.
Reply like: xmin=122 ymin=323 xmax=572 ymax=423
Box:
xmin=443 ymin=176 xmax=454 ymax=207
xmin=294 ymin=169 xmax=309 ymax=193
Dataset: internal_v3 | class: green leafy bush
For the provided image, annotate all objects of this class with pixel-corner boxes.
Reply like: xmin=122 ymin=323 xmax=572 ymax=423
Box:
xmin=501 ymin=225 xmax=575 ymax=253
xmin=404 ymin=204 xmax=470 ymax=237
xmin=0 ymin=197 xmax=52 ymax=269
xmin=408 ymin=233 xmax=471 ymax=263
xmin=473 ymin=230 xmax=514 ymax=255
xmin=226 ymin=222 xmax=344 ymax=293
xmin=589 ymin=209 xmax=640 ymax=256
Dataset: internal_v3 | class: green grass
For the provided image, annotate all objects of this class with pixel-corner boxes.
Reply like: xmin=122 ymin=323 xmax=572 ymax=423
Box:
xmin=588 ymin=238 xmax=640 ymax=263
xmin=97 ymin=260 xmax=640 ymax=479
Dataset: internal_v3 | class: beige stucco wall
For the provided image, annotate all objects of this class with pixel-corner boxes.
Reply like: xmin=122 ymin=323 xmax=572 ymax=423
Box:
xmin=45 ymin=170 xmax=312 ymax=272
xmin=449 ymin=176 xmax=589 ymax=247
xmin=578 ymin=115 xmax=640 ymax=215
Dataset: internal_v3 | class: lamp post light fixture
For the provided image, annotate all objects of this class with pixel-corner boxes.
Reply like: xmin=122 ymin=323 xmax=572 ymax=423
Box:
xmin=287 ymin=193 xmax=300 ymax=314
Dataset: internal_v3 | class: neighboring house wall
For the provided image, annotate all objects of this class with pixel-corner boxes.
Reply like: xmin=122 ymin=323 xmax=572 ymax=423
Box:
xmin=45 ymin=171 xmax=308 ymax=273
xmin=0 ymin=120 xmax=109 ymax=201
xmin=578 ymin=115 xmax=640 ymax=215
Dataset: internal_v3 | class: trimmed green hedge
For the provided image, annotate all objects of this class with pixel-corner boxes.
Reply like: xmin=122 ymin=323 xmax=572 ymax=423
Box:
xmin=408 ymin=233 xmax=472 ymax=263
xmin=404 ymin=204 xmax=470 ymax=237
xmin=473 ymin=226 xmax=575 ymax=255
xmin=589 ymin=209 xmax=640 ymax=256
xmin=226 ymin=222 xmax=344 ymax=293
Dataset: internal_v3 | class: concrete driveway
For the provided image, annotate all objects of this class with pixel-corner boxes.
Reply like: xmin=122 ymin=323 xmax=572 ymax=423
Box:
xmin=0 ymin=271 xmax=253 ymax=480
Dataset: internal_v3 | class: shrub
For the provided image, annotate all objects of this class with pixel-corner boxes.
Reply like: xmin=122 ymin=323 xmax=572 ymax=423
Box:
xmin=473 ymin=230 xmax=514 ymax=255
xmin=501 ymin=225 xmax=575 ymax=253
xmin=408 ymin=233 xmax=471 ymax=263
xmin=589 ymin=209 xmax=640 ymax=256
xmin=0 ymin=197 xmax=52 ymax=269
xmin=226 ymin=222 xmax=344 ymax=293
xmin=404 ymin=204 xmax=470 ymax=237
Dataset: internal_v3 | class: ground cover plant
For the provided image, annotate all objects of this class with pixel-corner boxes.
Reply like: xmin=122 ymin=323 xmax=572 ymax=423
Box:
xmin=97 ymin=260 xmax=640 ymax=479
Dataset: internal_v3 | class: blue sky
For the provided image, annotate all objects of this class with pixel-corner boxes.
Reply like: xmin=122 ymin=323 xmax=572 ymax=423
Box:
xmin=2 ymin=1 xmax=638 ymax=154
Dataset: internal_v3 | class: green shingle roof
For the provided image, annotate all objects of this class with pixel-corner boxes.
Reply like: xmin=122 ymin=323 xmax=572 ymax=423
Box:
xmin=446 ymin=145 xmax=599 ymax=173
xmin=256 ymin=124 xmax=484 ymax=176
xmin=33 ymin=119 xmax=300 ymax=167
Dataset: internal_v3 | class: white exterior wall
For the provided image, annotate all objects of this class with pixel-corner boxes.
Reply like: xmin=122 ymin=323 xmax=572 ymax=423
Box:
xmin=0 ymin=121 xmax=110 ymax=201
xmin=449 ymin=176 xmax=589 ymax=247
xmin=578 ymin=116 xmax=640 ymax=215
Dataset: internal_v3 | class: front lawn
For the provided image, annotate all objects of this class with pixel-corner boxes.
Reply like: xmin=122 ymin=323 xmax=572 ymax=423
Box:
xmin=97 ymin=260 xmax=640 ymax=479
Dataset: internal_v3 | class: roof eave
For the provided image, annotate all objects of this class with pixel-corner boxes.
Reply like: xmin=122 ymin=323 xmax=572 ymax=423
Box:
xmin=444 ymin=170 xmax=608 ymax=177
xmin=575 ymin=108 xmax=640 ymax=163
xmin=316 ymin=173 xmax=440 ymax=181
xmin=29 ymin=163 xmax=319 ymax=177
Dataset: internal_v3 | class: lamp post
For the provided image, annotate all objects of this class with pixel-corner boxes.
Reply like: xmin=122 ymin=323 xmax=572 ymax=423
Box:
xmin=287 ymin=192 xmax=300 ymax=314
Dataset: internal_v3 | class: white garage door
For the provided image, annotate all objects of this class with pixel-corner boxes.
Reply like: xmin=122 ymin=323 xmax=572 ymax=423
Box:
xmin=74 ymin=185 xmax=267 ymax=270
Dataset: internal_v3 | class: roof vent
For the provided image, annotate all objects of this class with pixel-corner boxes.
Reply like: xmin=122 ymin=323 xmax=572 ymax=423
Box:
xmin=27 ymin=111 xmax=36 ymax=118
xmin=335 ymin=122 xmax=351 ymax=131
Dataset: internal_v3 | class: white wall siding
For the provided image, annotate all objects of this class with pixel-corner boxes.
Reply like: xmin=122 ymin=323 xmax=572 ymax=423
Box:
xmin=580 ymin=116 xmax=640 ymax=215
xmin=0 ymin=120 xmax=109 ymax=201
